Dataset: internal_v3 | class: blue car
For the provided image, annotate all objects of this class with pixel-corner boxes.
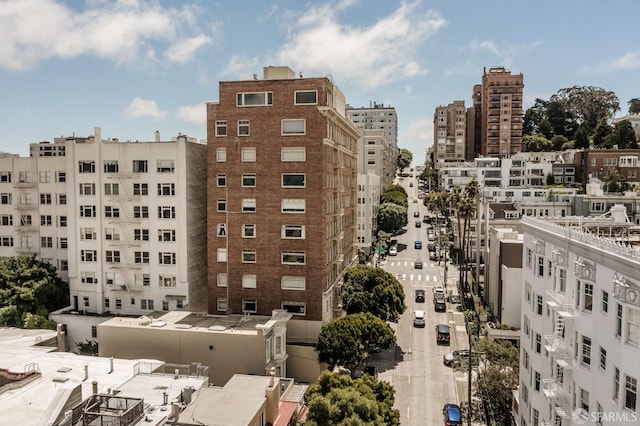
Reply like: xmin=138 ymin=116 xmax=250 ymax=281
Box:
xmin=443 ymin=403 xmax=462 ymax=425
xmin=414 ymin=240 xmax=422 ymax=249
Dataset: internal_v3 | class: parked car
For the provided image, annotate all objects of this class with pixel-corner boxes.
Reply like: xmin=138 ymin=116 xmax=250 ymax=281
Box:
xmin=414 ymin=260 xmax=423 ymax=269
xmin=443 ymin=403 xmax=462 ymax=425
xmin=433 ymin=285 xmax=445 ymax=296
xmin=413 ymin=211 xmax=420 ymax=217
xmin=413 ymin=310 xmax=426 ymax=327
xmin=415 ymin=220 xmax=421 ymax=228
xmin=443 ymin=350 xmax=470 ymax=367
xmin=429 ymin=251 xmax=439 ymax=261
xmin=427 ymin=243 xmax=436 ymax=252
xmin=415 ymin=289 xmax=425 ymax=303
xmin=414 ymin=240 xmax=422 ymax=249
xmin=435 ymin=324 xmax=450 ymax=345
xmin=389 ymin=246 xmax=398 ymax=256
xmin=433 ymin=295 xmax=446 ymax=312
xmin=448 ymin=291 xmax=461 ymax=304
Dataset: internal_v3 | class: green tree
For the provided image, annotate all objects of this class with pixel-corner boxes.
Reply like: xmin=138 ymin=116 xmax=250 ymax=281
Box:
xmin=607 ymin=120 xmax=639 ymax=149
xmin=0 ymin=255 xmax=68 ymax=327
xmin=396 ymin=149 xmax=412 ymax=171
xmin=377 ymin=203 xmax=407 ymax=234
xmin=592 ymin=119 xmax=613 ymax=148
xmin=383 ymin=184 xmax=407 ymax=197
xmin=551 ymin=85 xmax=620 ymax=133
xmin=550 ymin=135 xmax=569 ymax=151
xmin=629 ymin=98 xmax=640 ymax=115
xmin=573 ymin=125 xmax=590 ymax=149
xmin=602 ymin=167 xmax=629 ymax=193
xmin=304 ymin=371 xmax=400 ymax=425
xmin=341 ymin=266 xmax=406 ymax=322
xmin=380 ymin=191 xmax=408 ymax=208
xmin=317 ymin=313 xmax=396 ymax=372
xmin=522 ymin=134 xmax=552 ymax=152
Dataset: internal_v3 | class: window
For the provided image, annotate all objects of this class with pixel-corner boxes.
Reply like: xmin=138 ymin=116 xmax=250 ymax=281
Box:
xmin=559 ymin=269 xmax=566 ymax=292
xmin=281 ymin=147 xmax=306 ymax=162
xmin=0 ymin=215 xmax=12 ymax=226
xmin=283 ymin=302 xmax=306 ymax=315
xmin=535 ymin=333 xmax=541 ymax=353
xmin=0 ymin=236 xmax=13 ymax=247
xmin=537 ymin=256 xmax=544 ymax=276
xmin=40 ymin=193 xmax=52 ymax=204
xmin=158 ymin=206 xmax=175 ymax=219
xmin=242 ymin=224 xmax=255 ymax=238
xmin=579 ymin=388 xmax=589 ymax=412
xmin=40 ymin=215 xmax=52 ymax=226
xmin=237 ymin=92 xmax=272 ymax=106
xmin=617 ymin=303 xmax=623 ymax=337
xmin=80 ymin=205 xmax=96 ymax=217
xmin=134 ymin=229 xmax=149 ymax=241
xmin=217 ymin=223 xmax=226 ymax=237
xmin=217 ymin=174 xmax=226 ymax=187
xmin=625 ymin=375 xmax=637 ymax=410
xmin=532 ymin=408 xmax=539 ymax=426
xmin=79 ymin=183 xmax=96 ymax=195
xmin=59 ymin=238 xmax=67 ymax=249
xmin=536 ymin=295 xmax=543 ymax=315
xmin=78 ymin=161 xmax=95 ymax=173
xmin=104 ymin=183 xmax=119 ymax=195
xmin=134 ymin=206 xmax=149 ymax=218
xmin=20 ymin=215 xmax=32 ymax=226
xmin=242 ymin=274 xmax=257 ymax=288
xmin=162 ymin=300 xmax=169 ymax=311
xmin=282 ymin=225 xmax=305 ymax=239
xmin=614 ymin=367 xmax=621 ymax=400
xmin=133 ymin=183 xmax=148 ymax=195
xmin=526 ymin=248 xmax=532 ymax=268
xmin=242 ymin=199 xmax=256 ymax=213
xmin=0 ymin=193 xmax=11 ymax=205
xmin=81 ymin=228 xmax=96 ymax=240
xmin=81 ymin=250 xmax=97 ymax=262
xmin=134 ymin=251 xmax=149 ymax=264
xmin=584 ymin=282 xmax=593 ymax=312
xmin=282 ymin=199 xmax=305 ymax=213
xmin=600 ymin=346 xmax=607 ymax=369
xmin=104 ymin=228 xmax=120 ymax=240
xmin=280 ymin=275 xmax=306 ymax=290
xmin=159 ymin=252 xmax=176 ymax=265
xmin=295 ymin=90 xmax=317 ymax=105
xmin=157 ymin=160 xmax=175 ymax=173
xmin=242 ymin=299 xmax=257 ymax=313
xmin=116 ymin=299 xmax=122 ymax=309
xmin=217 ymin=273 xmax=227 ymax=287
xmin=105 ymin=272 xmax=115 ymax=285
xmin=58 ymin=194 xmax=66 ymax=205
xmin=103 ymin=160 xmax=118 ymax=173
xmin=581 ymin=336 xmax=591 ymax=366
xmin=158 ymin=229 xmax=175 ymax=242
xmin=282 ymin=174 xmax=305 ymax=187
xmin=215 ymin=120 xmax=227 ymax=136
xmin=242 ymin=249 xmax=256 ymax=263
xmin=282 ymin=251 xmax=305 ymax=265
xmin=534 ymin=371 xmax=541 ymax=391
xmin=217 ymin=248 xmax=227 ymax=262
xmin=626 ymin=307 xmax=640 ymax=345
xmin=217 ymin=199 xmax=227 ymax=212
xmin=159 ymin=275 xmax=176 ymax=288
xmin=233 ymin=148 xmax=254 ymax=165
xmin=104 ymin=206 xmax=120 ymax=218
xmin=39 ymin=171 xmax=52 ymax=183
xmin=40 ymin=236 xmax=53 ymax=248
xmin=57 ymin=171 xmax=65 ymax=182
xmin=217 ymin=297 xmax=227 ymax=312
xmin=242 ymin=174 xmax=256 ymax=187
xmin=135 ymin=273 xmax=150 ymax=286
xmin=140 ymin=299 xmax=154 ymax=310
xmin=602 ymin=290 xmax=609 ymax=312
xmin=238 ymin=120 xmax=250 ymax=136
xmin=176 ymin=299 xmax=183 ymax=309
xmin=83 ymin=297 xmax=90 ymax=307
xmin=104 ymin=298 xmax=110 ymax=309
xmin=216 ymin=147 xmax=227 ymax=162
xmin=105 ymin=250 xmax=121 ymax=263
xmin=133 ymin=160 xmax=148 ymax=173
xmin=282 ymin=119 xmax=305 ymax=135
xmin=157 ymin=183 xmax=175 ymax=196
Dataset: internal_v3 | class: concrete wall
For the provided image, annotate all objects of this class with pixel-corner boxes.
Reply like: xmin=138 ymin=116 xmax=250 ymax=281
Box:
xmin=500 ymin=265 xmax=522 ymax=328
xmin=286 ymin=344 xmax=325 ymax=383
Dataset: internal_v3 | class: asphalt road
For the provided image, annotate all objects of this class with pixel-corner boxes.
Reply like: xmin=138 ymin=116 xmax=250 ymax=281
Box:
xmin=374 ymin=177 xmax=470 ymax=425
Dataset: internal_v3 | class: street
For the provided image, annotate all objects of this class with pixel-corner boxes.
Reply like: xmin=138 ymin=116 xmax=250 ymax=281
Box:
xmin=374 ymin=176 xmax=472 ymax=425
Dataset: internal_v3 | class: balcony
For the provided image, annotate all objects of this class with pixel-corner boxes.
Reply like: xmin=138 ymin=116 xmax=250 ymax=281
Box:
xmin=14 ymin=181 xmax=35 ymax=188
xmin=15 ymin=203 xmax=36 ymax=210
xmin=545 ymin=290 xmax=576 ymax=318
xmin=542 ymin=379 xmax=570 ymax=417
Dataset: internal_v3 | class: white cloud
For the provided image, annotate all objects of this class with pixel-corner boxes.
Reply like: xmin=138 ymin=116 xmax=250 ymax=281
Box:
xmin=596 ymin=51 xmax=640 ymax=72
xmin=124 ymin=97 xmax=168 ymax=120
xmin=164 ymin=35 xmax=211 ymax=63
xmin=402 ymin=117 xmax=433 ymax=149
xmin=465 ymin=39 xmax=541 ymax=70
xmin=276 ymin=0 xmax=446 ymax=90
xmin=220 ymin=54 xmax=262 ymax=79
xmin=0 ymin=0 xmax=211 ymax=71
xmin=176 ymin=102 xmax=207 ymax=125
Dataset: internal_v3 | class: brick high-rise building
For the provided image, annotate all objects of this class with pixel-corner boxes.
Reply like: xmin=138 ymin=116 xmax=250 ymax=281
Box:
xmin=472 ymin=66 xmax=524 ymax=158
xmin=206 ymin=66 xmax=360 ymax=322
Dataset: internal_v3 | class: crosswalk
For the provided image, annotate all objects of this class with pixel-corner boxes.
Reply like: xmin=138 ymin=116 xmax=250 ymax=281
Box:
xmin=393 ymin=273 xmax=439 ymax=282
xmin=385 ymin=260 xmax=438 ymax=268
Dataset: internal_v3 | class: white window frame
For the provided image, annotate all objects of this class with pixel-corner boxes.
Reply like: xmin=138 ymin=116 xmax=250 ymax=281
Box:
xmin=216 ymin=147 xmax=227 ymax=162
xmin=241 ymin=147 xmax=256 ymax=162
xmin=215 ymin=120 xmax=227 ymax=136
xmin=242 ymin=249 xmax=256 ymax=263
xmin=217 ymin=248 xmax=227 ymax=262
xmin=217 ymin=174 xmax=226 ymax=187
xmin=217 ymin=273 xmax=227 ymax=287
xmin=281 ymin=147 xmax=306 ymax=162
xmin=238 ymin=120 xmax=250 ymax=136
xmin=237 ymin=92 xmax=273 ymax=107
xmin=282 ymin=199 xmax=305 ymax=213
xmin=294 ymin=90 xmax=317 ymax=105
xmin=242 ymin=174 xmax=256 ymax=187
xmin=217 ymin=297 xmax=228 ymax=312
xmin=282 ymin=302 xmax=306 ymax=316
xmin=242 ymin=198 xmax=256 ymax=213
xmin=282 ymin=174 xmax=306 ymax=188
xmin=282 ymin=250 xmax=305 ymax=265
xmin=242 ymin=274 xmax=257 ymax=288
xmin=281 ymin=276 xmax=305 ymax=290
xmin=281 ymin=119 xmax=306 ymax=135
xmin=242 ymin=224 xmax=256 ymax=238
xmin=282 ymin=225 xmax=305 ymax=239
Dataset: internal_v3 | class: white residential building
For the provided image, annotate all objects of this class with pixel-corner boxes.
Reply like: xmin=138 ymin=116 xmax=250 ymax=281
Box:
xmin=356 ymin=172 xmax=381 ymax=255
xmin=66 ymin=127 xmax=207 ymax=315
xmin=519 ymin=212 xmax=640 ymax=426
xmin=356 ymin=128 xmax=396 ymax=189
xmin=347 ymin=102 xmax=398 ymax=151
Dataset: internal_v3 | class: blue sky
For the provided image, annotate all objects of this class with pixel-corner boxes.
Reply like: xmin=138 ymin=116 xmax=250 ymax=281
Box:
xmin=1 ymin=0 xmax=639 ymax=162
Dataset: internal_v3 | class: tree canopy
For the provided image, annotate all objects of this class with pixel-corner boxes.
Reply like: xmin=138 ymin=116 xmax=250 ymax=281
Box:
xmin=396 ymin=149 xmax=412 ymax=171
xmin=628 ymin=98 xmax=640 ymax=115
xmin=377 ymin=203 xmax=407 ymax=234
xmin=317 ymin=313 xmax=396 ymax=372
xmin=522 ymin=134 xmax=553 ymax=152
xmin=341 ymin=265 xmax=406 ymax=322
xmin=550 ymin=85 xmax=620 ymax=132
xmin=303 ymin=371 xmax=400 ymax=426
xmin=0 ymin=255 xmax=68 ymax=328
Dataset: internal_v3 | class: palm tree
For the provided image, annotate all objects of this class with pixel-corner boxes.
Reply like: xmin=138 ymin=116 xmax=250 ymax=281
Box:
xmin=458 ymin=197 xmax=476 ymax=293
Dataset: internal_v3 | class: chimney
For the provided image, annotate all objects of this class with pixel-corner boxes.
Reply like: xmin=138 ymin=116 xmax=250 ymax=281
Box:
xmin=92 ymin=381 xmax=98 ymax=395
xmin=171 ymin=402 xmax=180 ymax=425
xmin=56 ymin=323 xmax=65 ymax=352
xmin=109 ymin=357 xmax=114 ymax=374
xmin=264 ymin=368 xmax=280 ymax=424
xmin=83 ymin=364 xmax=88 ymax=381
xmin=155 ymin=131 xmax=160 ymax=142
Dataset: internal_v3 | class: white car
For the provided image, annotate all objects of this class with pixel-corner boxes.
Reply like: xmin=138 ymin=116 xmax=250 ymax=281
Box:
xmin=433 ymin=285 xmax=445 ymax=296
xmin=389 ymin=246 xmax=398 ymax=256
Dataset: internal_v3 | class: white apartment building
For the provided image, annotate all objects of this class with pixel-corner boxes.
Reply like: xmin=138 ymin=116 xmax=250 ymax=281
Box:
xmin=0 ymin=150 xmax=69 ymax=281
xmin=66 ymin=127 xmax=207 ymax=315
xmin=356 ymin=173 xmax=381 ymax=255
xmin=356 ymin=128 xmax=396 ymax=189
xmin=347 ymin=101 xmax=398 ymax=151
xmin=519 ymin=212 xmax=640 ymax=426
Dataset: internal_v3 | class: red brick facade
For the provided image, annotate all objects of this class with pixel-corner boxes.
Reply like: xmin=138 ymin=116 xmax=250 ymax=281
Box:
xmin=206 ymin=70 xmax=359 ymax=321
